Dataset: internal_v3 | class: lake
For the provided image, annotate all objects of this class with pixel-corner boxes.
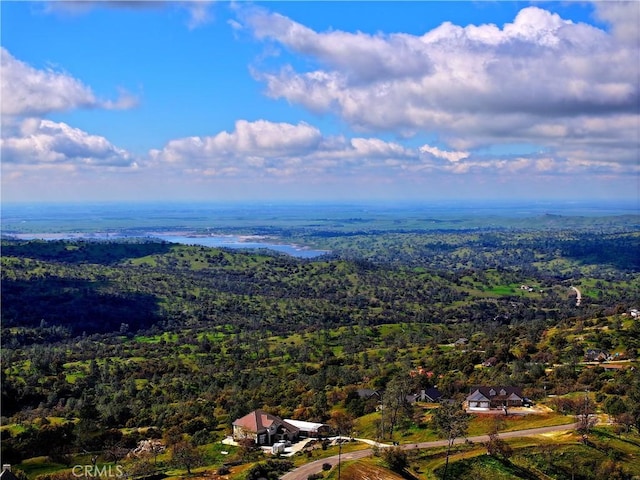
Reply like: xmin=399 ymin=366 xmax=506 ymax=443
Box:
xmin=3 ymin=200 xmax=637 ymax=259
xmin=6 ymin=232 xmax=329 ymax=259
xmin=151 ymin=234 xmax=329 ymax=258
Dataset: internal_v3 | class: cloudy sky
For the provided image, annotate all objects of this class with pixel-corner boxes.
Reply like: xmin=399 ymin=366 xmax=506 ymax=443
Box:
xmin=1 ymin=1 xmax=638 ymax=203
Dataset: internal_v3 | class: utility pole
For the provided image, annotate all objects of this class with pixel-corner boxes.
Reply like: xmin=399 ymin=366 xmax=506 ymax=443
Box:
xmin=380 ymin=401 xmax=384 ymax=440
xmin=584 ymin=388 xmax=589 ymax=442
xmin=338 ymin=438 xmax=342 ymax=480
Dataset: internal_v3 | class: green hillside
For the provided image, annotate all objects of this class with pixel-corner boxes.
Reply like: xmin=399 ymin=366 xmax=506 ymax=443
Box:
xmin=2 ymin=224 xmax=639 ymax=479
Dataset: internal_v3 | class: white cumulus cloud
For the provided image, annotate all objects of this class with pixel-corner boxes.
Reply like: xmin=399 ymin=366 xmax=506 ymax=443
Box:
xmin=420 ymin=145 xmax=469 ymax=163
xmin=150 ymin=118 xmax=638 ymax=182
xmin=594 ymin=1 xmax=640 ymax=45
xmin=1 ymin=48 xmax=96 ymax=117
xmin=151 ymin=120 xmax=422 ymax=177
xmin=153 ymin=119 xmax=322 ymax=162
xmin=42 ymin=1 xmax=215 ymax=29
xmin=1 ymin=118 xmax=136 ymax=168
xmin=150 ymin=120 xmax=324 ymax=176
xmin=239 ymin=5 xmax=639 ymax=171
xmin=242 ymin=7 xmax=433 ymax=84
xmin=1 ymin=48 xmax=138 ymax=117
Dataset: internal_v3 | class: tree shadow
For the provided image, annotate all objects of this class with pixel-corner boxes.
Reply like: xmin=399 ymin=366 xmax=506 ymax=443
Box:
xmin=1 ymin=239 xmax=174 ymax=265
xmin=398 ymin=469 xmax=420 ymax=480
xmin=558 ymin=234 xmax=640 ymax=271
xmin=439 ymin=455 xmax=540 ymax=480
xmin=2 ymin=276 xmax=161 ymax=339
xmin=590 ymin=428 xmax=640 ymax=448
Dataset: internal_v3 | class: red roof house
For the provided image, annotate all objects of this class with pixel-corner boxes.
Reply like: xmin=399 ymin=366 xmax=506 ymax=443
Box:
xmin=232 ymin=410 xmax=300 ymax=445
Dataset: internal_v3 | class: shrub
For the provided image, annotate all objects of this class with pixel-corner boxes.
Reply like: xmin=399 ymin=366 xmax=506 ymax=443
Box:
xmin=146 ymin=427 xmax=162 ymax=438
xmin=191 ymin=428 xmax=211 ymax=446
xmin=246 ymin=460 xmax=294 ymax=480
xmin=382 ymin=446 xmax=408 ymax=472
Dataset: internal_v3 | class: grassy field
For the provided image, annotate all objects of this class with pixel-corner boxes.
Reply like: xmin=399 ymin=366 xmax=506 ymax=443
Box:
xmin=408 ymin=426 xmax=640 ymax=480
xmin=353 ymin=407 xmax=575 ymax=444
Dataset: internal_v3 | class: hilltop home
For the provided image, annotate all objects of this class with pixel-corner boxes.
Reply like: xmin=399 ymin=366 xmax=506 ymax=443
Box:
xmin=482 ymin=357 xmax=498 ymax=367
xmin=232 ymin=410 xmax=300 ymax=445
xmin=585 ymin=349 xmax=611 ymax=362
xmin=415 ymin=387 xmax=443 ymax=402
xmin=466 ymin=386 xmax=524 ymax=411
xmin=356 ymin=388 xmax=382 ymax=400
xmin=1 ymin=466 xmax=18 ymax=480
xmin=422 ymin=387 xmax=443 ymax=402
xmin=454 ymin=338 xmax=469 ymax=348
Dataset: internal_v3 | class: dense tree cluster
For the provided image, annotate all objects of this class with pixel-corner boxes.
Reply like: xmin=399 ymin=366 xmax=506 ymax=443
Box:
xmin=1 ymin=224 xmax=639 ymax=473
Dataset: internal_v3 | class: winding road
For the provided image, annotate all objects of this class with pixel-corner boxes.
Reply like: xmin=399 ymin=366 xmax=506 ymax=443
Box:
xmin=281 ymin=423 xmax=578 ymax=480
xmin=571 ymin=286 xmax=582 ymax=306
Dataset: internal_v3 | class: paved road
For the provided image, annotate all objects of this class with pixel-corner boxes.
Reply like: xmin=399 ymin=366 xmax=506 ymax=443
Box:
xmin=280 ymin=423 xmax=578 ymax=480
xmin=571 ymin=286 xmax=582 ymax=306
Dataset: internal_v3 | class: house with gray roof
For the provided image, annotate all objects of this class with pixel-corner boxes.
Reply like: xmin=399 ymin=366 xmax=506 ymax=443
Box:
xmin=466 ymin=386 xmax=524 ymax=411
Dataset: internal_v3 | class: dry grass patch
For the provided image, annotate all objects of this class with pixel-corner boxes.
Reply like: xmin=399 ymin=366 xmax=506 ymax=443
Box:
xmin=330 ymin=457 xmax=406 ymax=480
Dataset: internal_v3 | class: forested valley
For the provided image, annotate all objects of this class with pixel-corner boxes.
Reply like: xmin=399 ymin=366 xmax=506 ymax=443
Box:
xmin=2 ymin=218 xmax=640 ymax=479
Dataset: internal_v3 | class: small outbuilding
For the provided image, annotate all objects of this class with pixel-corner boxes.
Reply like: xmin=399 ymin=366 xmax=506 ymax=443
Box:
xmin=284 ymin=419 xmax=331 ymax=438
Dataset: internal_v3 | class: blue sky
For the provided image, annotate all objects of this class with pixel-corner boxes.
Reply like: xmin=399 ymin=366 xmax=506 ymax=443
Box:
xmin=1 ymin=1 xmax=638 ymax=203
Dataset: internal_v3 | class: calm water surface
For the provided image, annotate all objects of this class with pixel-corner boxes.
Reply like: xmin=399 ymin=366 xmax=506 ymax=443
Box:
xmin=8 ymin=232 xmax=328 ymax=259
xmin=152 ymin=234 xmax=328 ymax=258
